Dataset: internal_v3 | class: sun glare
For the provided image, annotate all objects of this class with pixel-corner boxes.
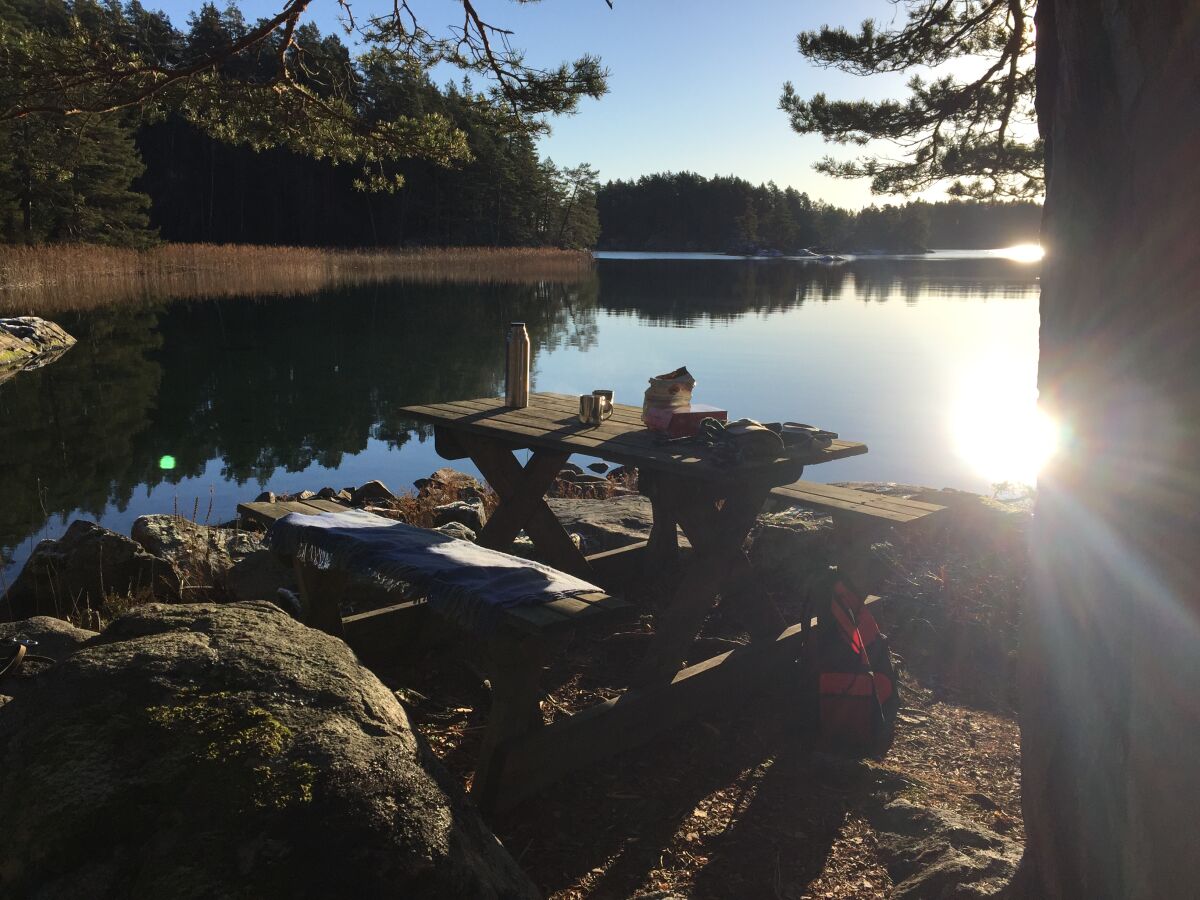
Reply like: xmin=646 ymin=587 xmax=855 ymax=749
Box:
xmin=995 ymin=243 xmax=1045 ymax=262
xmin=952 ymin=359 xmax=1059 ymax=488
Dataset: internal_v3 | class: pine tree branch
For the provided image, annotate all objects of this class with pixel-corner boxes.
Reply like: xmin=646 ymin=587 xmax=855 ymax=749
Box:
xmin=2 ymin=0 xmax=315 ymax=121
xmin=783 ymin=0 xmax=1041 ymax=198
xmin=2 ymin=0 xmax=607 ymax=122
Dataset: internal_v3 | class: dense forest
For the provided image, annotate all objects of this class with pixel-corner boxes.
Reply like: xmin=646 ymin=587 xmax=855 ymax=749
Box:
xmin=0 ymin=0 xmax=601 ymax=249
xmin=596 ymin=173 xmax=1042 ymax=253
xmin=0 ymin=1 xmax=1040 ymax=254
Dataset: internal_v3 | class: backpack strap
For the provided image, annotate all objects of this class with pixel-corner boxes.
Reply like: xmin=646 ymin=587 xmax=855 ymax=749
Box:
xmin=0 ymin=642 xmax=27 ymax=682
xmin=832 ymin=581 xmax=871 ymax=660
xmin=0 ymin=639 xmax=56 ymax=683
xmin=829 ymin=582 xmax=889 ymax=729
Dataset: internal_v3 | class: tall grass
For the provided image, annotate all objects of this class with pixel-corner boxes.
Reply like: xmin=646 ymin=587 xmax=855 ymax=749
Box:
xmin=0 ymin=243 xmax=595 ymax=314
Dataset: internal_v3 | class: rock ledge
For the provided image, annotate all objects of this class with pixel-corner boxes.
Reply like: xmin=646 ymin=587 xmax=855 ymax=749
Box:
xmin=0 ymin=316 xmax=75 ymax=383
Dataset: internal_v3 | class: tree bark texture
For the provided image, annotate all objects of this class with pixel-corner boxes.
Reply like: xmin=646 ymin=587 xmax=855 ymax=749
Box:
xmin=1020 ymin=2 xmax=1200 ymax=897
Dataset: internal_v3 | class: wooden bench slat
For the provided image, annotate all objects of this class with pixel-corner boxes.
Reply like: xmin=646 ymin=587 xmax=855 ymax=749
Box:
xmin=503 ymin=594 xmax=635 ymax=635
xmin=499 ymin=603 xmax=576 ymax=632
xmin=479 ymin=595 xmax=881 ymax=812
xmin=237 ymin=500 xmax=336 ymax=528
xmin=342 ymin=599 xmax=424 ymax=625
xmin=237 ymin=498 xmax=353 ymax=528
xmin=300 ymin=498 xmax=351 ymax=514
xmin=774 ymin=480 xmax=946 ymax=514
xmin=769 ymin=480 xmax=947 ymax=525
xmin=772 ymin=492 xmax=925 ymax=523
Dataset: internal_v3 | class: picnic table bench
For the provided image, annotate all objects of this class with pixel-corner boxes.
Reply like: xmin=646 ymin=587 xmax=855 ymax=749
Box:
xmin=766 ymin=480 xmax=948 ymax=559
xmin=769 ymin=480 xmax=947 ymax=527
xmin=238 ymin=498 xmax=637 ymax=812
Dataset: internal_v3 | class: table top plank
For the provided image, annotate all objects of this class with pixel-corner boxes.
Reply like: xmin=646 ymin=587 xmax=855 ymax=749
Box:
xmin=423 ymin=398 xmax=710 ymax=463
xmin=412 ymin=401 xmax=713 ymax=469
xmin=451 ymin=400 xmax=646 ymax=434
xmin=401 ymin=393 xmax=867 ymax=482
xmin=515 ymin=393 xmax=647 ymax=425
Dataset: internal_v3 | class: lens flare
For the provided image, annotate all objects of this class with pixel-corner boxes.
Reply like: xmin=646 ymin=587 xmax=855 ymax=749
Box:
xmin=159 ymin=455 xmax=176 ymax=470
xmin=952 ymin=359 xmax=1059 ymax=488
xmin=996 ymin=243 xmax=1044 ymax=263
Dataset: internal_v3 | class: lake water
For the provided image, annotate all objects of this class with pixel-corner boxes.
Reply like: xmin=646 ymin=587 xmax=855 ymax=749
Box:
xmin=0 ymin=251 xmax=1041 ymax=581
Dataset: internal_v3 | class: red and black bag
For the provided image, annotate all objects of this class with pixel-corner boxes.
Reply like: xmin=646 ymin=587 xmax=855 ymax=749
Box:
xmin=809 ymin=575 xmax=899 ymax=757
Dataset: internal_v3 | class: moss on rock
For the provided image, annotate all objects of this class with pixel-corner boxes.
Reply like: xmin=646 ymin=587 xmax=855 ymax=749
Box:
xmin=147 ymin=690 xmax=316 ymax=810
xmin=0 ymin=601 xmax=538 ymax=899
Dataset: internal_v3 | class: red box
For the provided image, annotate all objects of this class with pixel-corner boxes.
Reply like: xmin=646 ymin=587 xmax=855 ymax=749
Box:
xmin=644 ymin=404 xmax=728 ymax=438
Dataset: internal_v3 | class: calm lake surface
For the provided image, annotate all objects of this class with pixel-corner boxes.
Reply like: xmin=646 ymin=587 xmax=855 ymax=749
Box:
xmin=1 ymin=251 xmax=1041 ymax=580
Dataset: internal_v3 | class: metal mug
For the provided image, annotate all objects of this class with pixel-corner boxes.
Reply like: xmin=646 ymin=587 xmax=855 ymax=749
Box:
xmin=579 ymin=390 xmax=614 ymax=425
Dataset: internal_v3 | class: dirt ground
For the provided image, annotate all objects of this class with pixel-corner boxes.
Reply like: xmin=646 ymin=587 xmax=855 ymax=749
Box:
xmin=372 ymin=515 xmax=1027 ymax=899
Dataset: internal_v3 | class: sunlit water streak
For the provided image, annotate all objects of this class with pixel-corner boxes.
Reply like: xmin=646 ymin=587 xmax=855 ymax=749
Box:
xmin=950 ymin=353 xmax=1057 ymax=487
xmin=993 ymin=243 xmax=1045 ymax=263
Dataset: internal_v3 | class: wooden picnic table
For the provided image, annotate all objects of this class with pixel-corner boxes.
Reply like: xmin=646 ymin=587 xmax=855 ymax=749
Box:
xmin=400 ymin=393 xmax=867 ymax=681
xmin=395 ymin=392 xmax=871 ymax=810
xmin=239 ymin=392 xmax=880 ymax=814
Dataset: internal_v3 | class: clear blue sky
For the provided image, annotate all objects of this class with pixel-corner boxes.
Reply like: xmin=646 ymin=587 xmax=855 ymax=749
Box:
xmin=151 ymin=0 xmax=919 ymax=209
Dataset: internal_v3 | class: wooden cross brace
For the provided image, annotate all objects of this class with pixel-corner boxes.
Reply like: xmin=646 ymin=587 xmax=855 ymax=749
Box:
xmin=635 ymin=476 xmax=785 ymax=684
xmin=454 ymin=431 xmax=595 ymax=580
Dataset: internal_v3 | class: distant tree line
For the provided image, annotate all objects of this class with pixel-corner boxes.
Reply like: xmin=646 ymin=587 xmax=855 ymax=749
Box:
xmin=596 ymin=173 xmax=1042 ymax=253
xmin=0 ymin=0 xmax=600 ymax=249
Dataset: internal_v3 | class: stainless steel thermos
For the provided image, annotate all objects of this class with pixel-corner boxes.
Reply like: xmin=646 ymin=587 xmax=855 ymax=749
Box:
xmin=505 ymin=322 xmax=530 ymax=408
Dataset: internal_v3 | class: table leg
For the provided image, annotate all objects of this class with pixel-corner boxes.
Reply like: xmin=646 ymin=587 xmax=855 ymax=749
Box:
xmin=717 ymin=553 xmax=787 ymax=642
xmin=292 ymin=559 xmax=347 ymax=637
xmin=456 ymin=432 xmax=594 ymax=579
xmin=634 ymin=483 xmax=770 ymax=684
xmin=471 ymin=633 xmax=547 ymax=814
xmin=639 ymin=470 xmax=681 ymax=570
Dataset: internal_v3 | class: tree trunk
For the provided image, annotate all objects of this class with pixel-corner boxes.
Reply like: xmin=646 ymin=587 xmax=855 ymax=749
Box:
xmin=1017 ymin=2 xmax=1200 ymax=897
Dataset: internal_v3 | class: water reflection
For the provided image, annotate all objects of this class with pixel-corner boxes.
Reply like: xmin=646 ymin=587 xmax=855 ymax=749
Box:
xmin=951 ymin=354 xmax=1058 ymax=486
xmin=994 ymin=243 xmax=1045 ymax=262
xmin=0 ymin=280 xmax=598 ymax=561
xmin=596 ymin=256 xmax=1039 ymax=324
xmin=1 ymin=256 xmax=1040 ymax=574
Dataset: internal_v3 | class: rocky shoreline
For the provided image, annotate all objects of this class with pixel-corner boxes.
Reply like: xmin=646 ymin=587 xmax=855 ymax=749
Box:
xmin=1 ymin=465 xmax=1027 ymax=628
xmin=0 ymin=316 xmax=76 ymax=385
xmin=1 ymin=467 xmax=1030 ymax=898
xmin=0 ymin=463 xmax=1016 ymax=622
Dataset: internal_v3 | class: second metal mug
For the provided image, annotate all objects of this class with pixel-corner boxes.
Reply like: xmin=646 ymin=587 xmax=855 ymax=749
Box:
xmin=579 ymin=390 xmax=614 ymax=425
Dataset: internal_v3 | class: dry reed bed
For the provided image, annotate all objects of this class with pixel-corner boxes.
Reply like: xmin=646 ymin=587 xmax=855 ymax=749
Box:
xmin=0 ymin=244 xmax=595 ymax=314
